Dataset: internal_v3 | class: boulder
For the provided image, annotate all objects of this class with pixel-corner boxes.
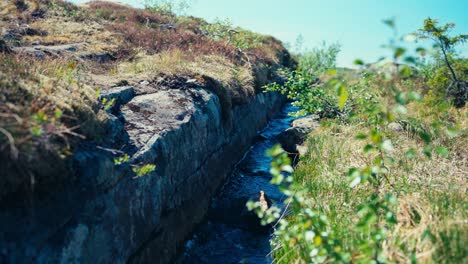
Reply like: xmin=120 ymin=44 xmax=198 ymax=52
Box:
xmin=277 ymin=115 xmax=319 ymax=153
xmin=101 ymin=86 xmax=135 ymax=105
xmin=79 ymin=52 xmax=115 ymax=63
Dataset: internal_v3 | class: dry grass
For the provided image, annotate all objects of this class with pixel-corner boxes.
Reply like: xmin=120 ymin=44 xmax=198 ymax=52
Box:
xmin=0 ymin=0 xmax=291 ymax=201
xmin=116 ymin=50 xmax=255 ymax=103
xmin=288 ymin=76 xmax=467 ymax=262
xmin=0 ymin=52 xmax=102 ymax=201
xmin=1 ymin=0 xmax=290 ymax=95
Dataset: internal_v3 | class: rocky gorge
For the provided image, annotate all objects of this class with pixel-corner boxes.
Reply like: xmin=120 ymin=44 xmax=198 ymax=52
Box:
xmin=1 ymin=83 xmax=291 ymax=263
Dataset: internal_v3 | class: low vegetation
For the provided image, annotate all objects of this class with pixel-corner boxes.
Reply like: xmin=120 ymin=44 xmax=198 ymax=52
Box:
xmin=0 ymin=0 xmax=292 ymax=200
xmin=250 ymin=18 xmax=466 ymax=263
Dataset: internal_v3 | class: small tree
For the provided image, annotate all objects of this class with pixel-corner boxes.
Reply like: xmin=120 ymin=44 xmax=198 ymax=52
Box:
xmin=416 ymin=18 xmax=467 ymax=106
xmin=143 ymin=0 xmax=191 ymax=16
xmin=298 ymin=41 xmax=341 ymax=78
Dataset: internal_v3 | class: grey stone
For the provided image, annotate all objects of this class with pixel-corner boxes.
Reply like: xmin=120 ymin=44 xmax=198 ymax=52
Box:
xmin=12 ymin=43 xmax=84 ymax=58
xmin=277 ymin=115 xmax=319 ymax=153
xmin=78 ymin=52 xmax=115 ymax=63
xmin=101 ymin=86 xmax=135 ymax=105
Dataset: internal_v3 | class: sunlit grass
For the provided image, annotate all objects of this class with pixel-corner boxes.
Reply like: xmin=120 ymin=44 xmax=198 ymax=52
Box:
xmin=276 ymin=83 xmax=467 ymax=263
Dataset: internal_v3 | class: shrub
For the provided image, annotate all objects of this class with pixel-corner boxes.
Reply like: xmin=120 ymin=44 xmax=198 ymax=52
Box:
xmin=265 ymin=69 xmax=342 ymax=118
xmin=298 ymin=41 xmax=341 ymax=77
xmin=264 ymin=42 xmax=344 ymax=118
xmin=143 ymin=0 xmax=192 ymax=17
xmin=202 ymin=18 xmax=267 ymax=50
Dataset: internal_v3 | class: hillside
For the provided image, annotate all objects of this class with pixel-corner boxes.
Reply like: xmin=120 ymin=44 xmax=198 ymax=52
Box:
xmin=0 ymin=0 xmax=293 ymax=200
xmin=0 ymin=1 xmax=298 ymax=262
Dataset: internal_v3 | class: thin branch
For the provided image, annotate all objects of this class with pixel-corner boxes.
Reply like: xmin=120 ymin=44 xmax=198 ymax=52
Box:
xmin=0 ymin=127 xmax=19 ymax=159
xmin=438 ymin=38 xmax=458 ymax=82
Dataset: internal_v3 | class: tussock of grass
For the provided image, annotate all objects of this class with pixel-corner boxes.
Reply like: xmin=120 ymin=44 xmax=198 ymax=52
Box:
xmin=0 ymin=53 xmax=102 ymax=201
xmin=117 ymin=50 xmax=256 ymax=104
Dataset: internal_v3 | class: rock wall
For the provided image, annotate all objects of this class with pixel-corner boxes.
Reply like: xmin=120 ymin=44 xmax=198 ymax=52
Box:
xmin=0 ymin=86 xmax=286 ymax=264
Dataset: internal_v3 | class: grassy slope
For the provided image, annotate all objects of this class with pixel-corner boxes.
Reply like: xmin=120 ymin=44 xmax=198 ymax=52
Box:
xmin=276 ymin=72 xmax=467 ymax=263
xmin=0 ymin=0 xmax=292 ymax=200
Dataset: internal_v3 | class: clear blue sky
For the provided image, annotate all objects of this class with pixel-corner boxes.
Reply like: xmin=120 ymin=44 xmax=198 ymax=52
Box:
xmin=71 ymin=0 xmax=467 ymax=67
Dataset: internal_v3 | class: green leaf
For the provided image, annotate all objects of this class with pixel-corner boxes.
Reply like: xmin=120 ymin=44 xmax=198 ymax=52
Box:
xmin=393 ymin=105 xmax=407 ymax=114
xmin=395 ymin=92 xmax=407 ymax=105
xmin=349 ymin=175 xmax=361 ymax=188
xmin=385 ymin=211 xmax=397 ymax=224
xmin=394 ymin=47 xmax=406 ymax=59
xmin=446 ymin=126 xmax=459 ymax=138
xmin=419 ymin=131 xmax=432 ymax=144
xmin=326 ymin=69 xmax=337 ymax=75
xmin=421 ymin=228 xmax=437 ymax=243
xmin=364 ymin=144 xmax=375 ymax=153
xmin=355 ymin=133 xmax=367 ymax=140
xmin=416 ymin=47 xmax=427 ymax=56
xmin=54 ymin=109 xmax=63 ymax=119
xmin=269 ymin=167 xmax=280 ymax=176
xmin=270 ymin=173 xmax=284 ymax=185
xmin=267 ymin=144 xmax=284 ymax=157
xmin=33 ymin=110 xmax=48 ymax=124
xmin=132 ymin=164 xmax=156 ymax=178
xmin=434 ymin=146 xmax=449 ymax=158
xmin=385 ymin=194 xmax=398 ymax=205
xmin=403 ymin=56 xmax=416 ymax=64
xmin=348 ymin=168 xmax=359 ymax=177
xmin=327 ymin=78 xmax=341 ymax=87
xmin=423 ymin=145 xmax=432 ymax=158
xmin=354 ymin=59 xmax=365 ymax=65
xmin=114 ymin=154 xmax=130 ymax=165
xmin=406 ymin=148 xmax=417 ymax=159
xmin=246 ymin=201 xmax=259 ymax=211
xmin=31 ymin=126 xmax=44 ymax=137
xmin=281 ymin=165 xmax=294 ymax=173
xmin=408 ymin=91 xmax=422 ymax=101
xmin=370 ymin=129 xmax=382 ymax=144
xmin=337 ymin=83 xmax=348 ymax=110
xmin=383 ymin=18 xmax=395 ymax=28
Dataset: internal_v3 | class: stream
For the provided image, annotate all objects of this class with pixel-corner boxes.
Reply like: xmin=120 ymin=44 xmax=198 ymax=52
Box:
xmin=177 ymin=103 xmax=298 ymax=264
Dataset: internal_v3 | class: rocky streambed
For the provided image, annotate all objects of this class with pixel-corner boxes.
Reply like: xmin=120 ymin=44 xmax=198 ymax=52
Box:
xmin=1 ymin=75 xmax=318 ymax=263
xmin=177 ymin=104 xmax=316 ymax=264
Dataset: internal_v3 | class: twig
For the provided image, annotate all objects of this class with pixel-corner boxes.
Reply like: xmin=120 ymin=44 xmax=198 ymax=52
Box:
xmin=0 ymin=127 xmax=19 ymax=159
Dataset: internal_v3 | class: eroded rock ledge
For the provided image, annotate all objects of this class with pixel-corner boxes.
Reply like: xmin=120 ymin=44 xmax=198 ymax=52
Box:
xmin=0 ymin=85 xmax=286 ymax=264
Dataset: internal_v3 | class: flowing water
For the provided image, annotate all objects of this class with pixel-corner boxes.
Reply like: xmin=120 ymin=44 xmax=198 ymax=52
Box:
xmin=178 ymin=104 xmax=298 ymax=264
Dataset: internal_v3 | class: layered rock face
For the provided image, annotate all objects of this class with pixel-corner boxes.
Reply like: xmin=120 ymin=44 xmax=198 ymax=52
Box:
xmin=0 ymin=86 xmax=285 ymax=264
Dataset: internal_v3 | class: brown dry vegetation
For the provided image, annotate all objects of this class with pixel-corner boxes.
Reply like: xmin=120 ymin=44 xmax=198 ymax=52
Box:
xmin=0 ymin=0 xmax=293 ymax=200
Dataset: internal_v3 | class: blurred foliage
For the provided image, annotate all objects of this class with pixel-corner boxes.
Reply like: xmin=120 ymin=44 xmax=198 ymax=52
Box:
xmin=249 ymin=18 xmax=465 ymax=263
